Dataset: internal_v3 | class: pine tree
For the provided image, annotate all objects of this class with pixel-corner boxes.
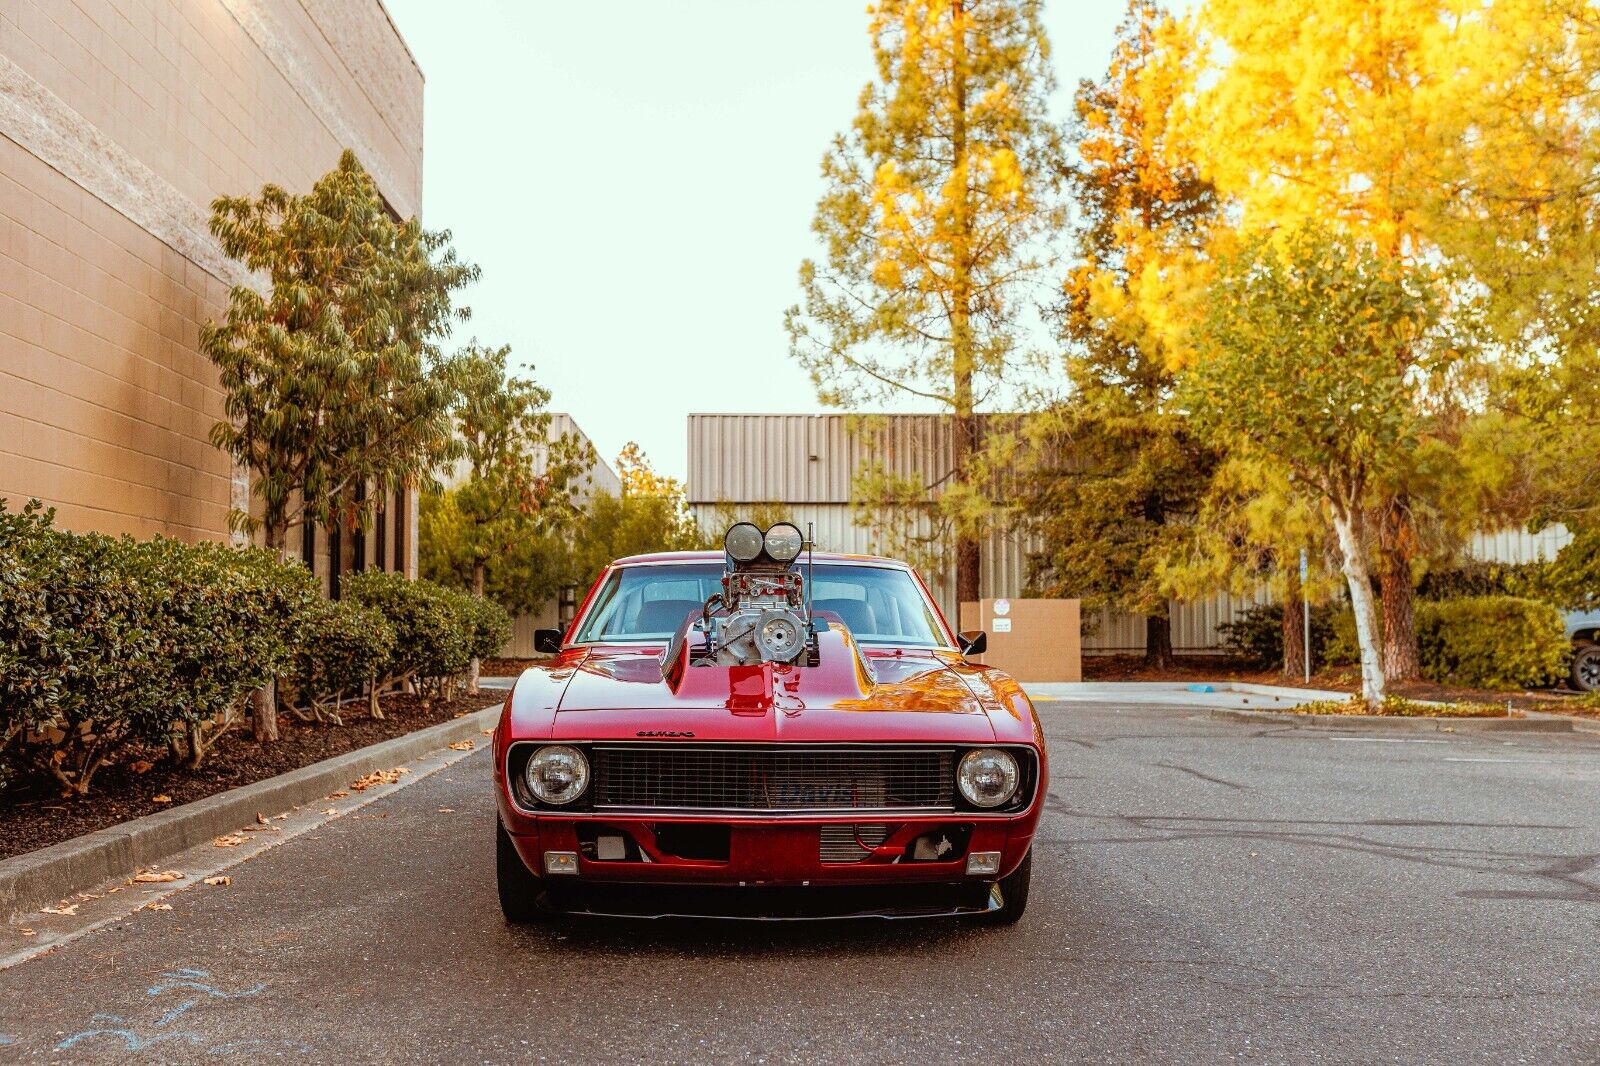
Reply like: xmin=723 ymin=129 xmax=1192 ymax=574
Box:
xmin=786 ymin=0 xmax=1064 ymax=607
xmin=1022 ymin=0 xmax=1215 ymax=667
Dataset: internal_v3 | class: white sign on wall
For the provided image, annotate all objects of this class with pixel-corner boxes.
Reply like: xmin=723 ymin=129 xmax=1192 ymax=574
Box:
xmin=993 ymin=618 xmax=1013 ymax=633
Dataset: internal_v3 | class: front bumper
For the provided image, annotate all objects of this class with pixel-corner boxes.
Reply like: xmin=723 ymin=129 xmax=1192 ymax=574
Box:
xmin=498 ymin=809 xmax=1036 ymax=889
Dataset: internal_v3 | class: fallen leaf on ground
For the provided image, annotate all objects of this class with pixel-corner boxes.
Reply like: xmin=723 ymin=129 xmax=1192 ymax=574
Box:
xmin=327 ymin=790 xmax=349 ymax=799
xmin=213 ymin=834 xmax=246 ymax=848
xmin=480 ymin=728 xmax=494 ymax=736
xmin=243 ymin=823 xmax=279 ymax=833
xmin=274 ymin=813 xmax=289 ymax=820
xmin=41 ymin=904 xmax=78 ymax=916
xmin=256 ymin=812 xmax=269 ymax=825
xmin=129 ymin=760 xmax=153 ymax=774
xmin=143 ymin=902 xmax=172 ymax=911
xmin=320 ymin=808 xmax=337 ymax=815
xmin=351 ymin=768 xmax=408 ymax=791
xmin=19 ymin=928 xmax=35 ymax=937
xmin=448 ymin=740 xmax=474 ymax=751
xmin=132 ymin=870 xmax=184 ymax=883
xmin=202 ymin=876 xmax=231 ymax=886
xmin=437 ymin=808 xmax=455 ymax=813
xmin=151 ymin=794 xmax=172 ymax=805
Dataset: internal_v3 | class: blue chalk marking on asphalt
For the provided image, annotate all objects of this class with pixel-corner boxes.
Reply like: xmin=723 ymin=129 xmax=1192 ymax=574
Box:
xmin=0 ymin=1034 xmax=15 ymax=1045
xmin=56 ymin=1014 xmax=204 ymax=1052
xmin=148 ymin=968 xmax=266 ymax=999
xmin=156 ymin=1000 xmax=198 ymax=1027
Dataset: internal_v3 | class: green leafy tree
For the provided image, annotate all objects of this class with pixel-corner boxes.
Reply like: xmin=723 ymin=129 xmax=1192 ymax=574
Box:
xmin=201 ymin=150 xmax=476 ymax=741
xmin=1022 ymin=0 xmax=1216 ymax=667
xmin=568 ymin=445 xmax=702 ymax=589
xmin=786 ymin=0 xmax=1064 ymax=606
xmin=1184 ymin=227 xmax=1449 ymax=709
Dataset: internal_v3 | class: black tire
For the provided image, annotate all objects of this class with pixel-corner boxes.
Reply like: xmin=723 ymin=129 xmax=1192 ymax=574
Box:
xmin=974 ymin=849 xmax=1032 ymax=926
xmin=1572 ymin=643 xmax=1600 ymax=694
xmin=496 ymin=819 xmax=547 ymax=924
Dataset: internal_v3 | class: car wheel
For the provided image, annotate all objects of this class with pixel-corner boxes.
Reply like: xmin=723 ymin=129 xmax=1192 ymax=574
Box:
xmin=974 ymin=849 xmax=1032 ymax=926
xmin=1572 ymin=643 xmax=1600 ymax=693
xmin=496 ymin=819 xmax=547 ymax=924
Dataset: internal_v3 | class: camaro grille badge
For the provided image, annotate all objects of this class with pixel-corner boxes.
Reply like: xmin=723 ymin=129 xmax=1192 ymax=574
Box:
xmin=636 ymin=730 xmax=696 ymax=738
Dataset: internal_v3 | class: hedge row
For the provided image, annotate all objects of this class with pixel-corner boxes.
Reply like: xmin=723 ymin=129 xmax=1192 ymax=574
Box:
xmin=0 ymin=500 xmax=509 ymax=796
xmin=1222 ymin=594 xmax=1570 ymax=690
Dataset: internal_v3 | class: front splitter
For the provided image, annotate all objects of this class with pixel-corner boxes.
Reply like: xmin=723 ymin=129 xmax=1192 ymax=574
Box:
xmin=537 ymin=879 xmax=1004 ymax=921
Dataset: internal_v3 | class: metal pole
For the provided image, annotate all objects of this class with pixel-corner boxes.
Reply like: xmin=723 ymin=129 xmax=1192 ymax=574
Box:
xmin=1300 ymin=548 xmax=1312 ymax=683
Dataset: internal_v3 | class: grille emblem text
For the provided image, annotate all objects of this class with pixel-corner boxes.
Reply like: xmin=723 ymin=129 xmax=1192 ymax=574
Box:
xmin=636 ymin=730 xmax=695 ymax=738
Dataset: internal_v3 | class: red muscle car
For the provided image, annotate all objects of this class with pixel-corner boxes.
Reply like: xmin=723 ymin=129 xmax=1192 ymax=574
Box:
xmin=493 ymin=522 xmax=1047 ymax=923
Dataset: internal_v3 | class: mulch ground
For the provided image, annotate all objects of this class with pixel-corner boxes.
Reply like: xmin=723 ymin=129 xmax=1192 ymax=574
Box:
xmin=481 ymin=657 xmax=545 ymax=677
xmin=1083 ymin=654 xmax=1599 ymax=717
xmin=0 ymin=692 xmax=497 ymax=862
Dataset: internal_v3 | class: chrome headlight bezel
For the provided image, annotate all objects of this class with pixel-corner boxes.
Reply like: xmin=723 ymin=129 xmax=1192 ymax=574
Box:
xmin=956 ymin=747 xmax=1021 ymax=809
xmin=523 ymin=744 xmax=590 ymax=806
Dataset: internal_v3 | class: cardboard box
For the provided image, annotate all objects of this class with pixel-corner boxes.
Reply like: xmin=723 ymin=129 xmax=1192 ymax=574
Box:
xmin=958 ymin=598 xmax=1081 ymax=683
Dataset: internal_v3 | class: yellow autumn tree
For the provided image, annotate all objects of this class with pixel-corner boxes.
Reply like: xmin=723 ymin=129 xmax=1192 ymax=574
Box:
xmin=786 ymin=0 xmax=1064 ymax=606
xmin=1168 ymin=0 xmax=1560 ymax=682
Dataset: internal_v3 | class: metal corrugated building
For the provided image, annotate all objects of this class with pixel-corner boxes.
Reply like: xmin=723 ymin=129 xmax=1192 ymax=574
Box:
xmin=686 ymin=413 xmax=1569 ymax=655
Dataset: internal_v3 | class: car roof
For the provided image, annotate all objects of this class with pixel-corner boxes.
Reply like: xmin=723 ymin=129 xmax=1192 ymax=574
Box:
xmin=609 ymin=549 xmax=909 ymax=568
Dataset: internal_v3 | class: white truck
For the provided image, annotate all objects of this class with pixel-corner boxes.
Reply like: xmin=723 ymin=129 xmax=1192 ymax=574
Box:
xmin=1569 ymin=609 xmax=1600 ymax=692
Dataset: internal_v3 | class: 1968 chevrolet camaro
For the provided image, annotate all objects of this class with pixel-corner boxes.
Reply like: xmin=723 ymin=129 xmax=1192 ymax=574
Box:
xmin=492 ymin=522 xmax=1047 ymax=923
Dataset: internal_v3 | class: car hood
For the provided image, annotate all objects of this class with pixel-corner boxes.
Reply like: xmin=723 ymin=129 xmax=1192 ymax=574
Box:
xmin=545 ymin=633 xmax=998 ymax=744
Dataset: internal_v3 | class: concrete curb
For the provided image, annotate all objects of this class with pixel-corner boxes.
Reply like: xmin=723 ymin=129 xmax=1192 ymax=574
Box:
xmin=1209 ymin=707 xmax=1576 ymax=734
xmin=0 ymin=703 xmax=501 ymax=922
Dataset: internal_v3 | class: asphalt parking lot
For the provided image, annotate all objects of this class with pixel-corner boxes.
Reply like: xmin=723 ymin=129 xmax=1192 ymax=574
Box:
xmin=2 ymin=699 xmax=1597 ymax=1063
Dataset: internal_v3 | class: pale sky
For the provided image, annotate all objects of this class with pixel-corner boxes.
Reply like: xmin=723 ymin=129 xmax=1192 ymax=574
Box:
xmin=381 ymin=0 xmax=1132 ymax=483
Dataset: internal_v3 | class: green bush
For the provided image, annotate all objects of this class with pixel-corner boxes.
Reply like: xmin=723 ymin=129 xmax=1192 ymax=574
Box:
xmin=0 ymin=499 xmax=319 ymax=791
xmin=342 ymin=572 xmax=474 ymax=692
xmin=1416 ymin=596 xmax=1570 ymax=690
xmin=0 ymin=503 xmax=173 ymax=794
xmin=1323 ymin=604 xmax=1370 ymax=667
xmin=1417 ymin=561 xmax=1561 ymax=604
xmin=138 ymin=537 xmax=319 ymax=767
xmin=1217 ymin=602 xmax=1340 ymax=668
xmin=289 ymin=599 xmax=396 ymax=723
xmin=451 ymin=589 xmax=513 ymax=663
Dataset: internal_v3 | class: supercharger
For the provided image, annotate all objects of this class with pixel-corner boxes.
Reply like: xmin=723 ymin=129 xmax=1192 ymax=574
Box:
xmin=690 ymin=522 xmax=817 ymax=668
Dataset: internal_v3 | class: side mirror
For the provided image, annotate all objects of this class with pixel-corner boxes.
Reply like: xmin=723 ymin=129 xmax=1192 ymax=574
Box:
xmin=533 ymin=628 xmax=563 ymax=655
xmin=959 ymin=630 xmax=987 ymax=657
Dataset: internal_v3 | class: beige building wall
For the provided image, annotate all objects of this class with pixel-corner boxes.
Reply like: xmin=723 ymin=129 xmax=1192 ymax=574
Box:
xmin=0 ymin=0 xmax=422 ymax=555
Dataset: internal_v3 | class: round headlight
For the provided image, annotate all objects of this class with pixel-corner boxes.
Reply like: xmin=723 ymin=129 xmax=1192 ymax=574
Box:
xmin=725 ymin=522 xmax=764 ymax=563
xmin=524 ymin=745 xmax=589 ymax=805
xmin=957 ymin=748 xmax=1020 ymax=809
xmin=763 ymin=523 xmax=804 ymax=564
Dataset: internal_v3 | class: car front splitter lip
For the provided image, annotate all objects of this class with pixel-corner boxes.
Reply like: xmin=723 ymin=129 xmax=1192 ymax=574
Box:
xmin=533 ymin=880 xmax=1005 ymax=922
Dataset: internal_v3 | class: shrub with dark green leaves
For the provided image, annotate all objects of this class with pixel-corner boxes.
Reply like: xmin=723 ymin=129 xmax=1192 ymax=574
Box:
xmin=1217 ymin=602 xmax=1340 ymax=669
xmin=138 ymin=537 xmax=319 ymax=767
xmin=1417 ymin=561 xmax=1561 ymax=604
xmin=0 ymin=499 xmax=320 ymax=790
xmin=1415 ymin=596 xmax=1570 ymax=690
xmin=0 ymin=503 xmax=172 ymax=794
xmin=342 ymin=572 xmax=474 ymax=691
xmin=289 ymin=599 xmax=396 ymax=723
xmin=451 ymin=589 xmax=514 ymax=663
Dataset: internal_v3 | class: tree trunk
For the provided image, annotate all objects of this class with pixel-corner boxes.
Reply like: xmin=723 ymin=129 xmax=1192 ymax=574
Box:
xmin=251 ymin=676 xmax=279 ymax=744
xmin=1378 ymin=510 xmax=1422 ymax=683
xmin=949 ymin=0 xmax=980 ymax=611
xmin=254 ymin=519 xmax=287 ymax=743
xmin=468 ymin=561 xmax=486 ymax=697
xmin=1330 ymin=507 xmax=1386 ymax=710
xmin=1144 ymin=614 xmax=1174 ymax=669
xmin=1282 ymin=593 xmax=1306 ymax=679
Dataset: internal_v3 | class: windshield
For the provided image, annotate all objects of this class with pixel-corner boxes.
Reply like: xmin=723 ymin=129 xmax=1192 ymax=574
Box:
xmin=571 ymin=562 xmax=951 ymax=648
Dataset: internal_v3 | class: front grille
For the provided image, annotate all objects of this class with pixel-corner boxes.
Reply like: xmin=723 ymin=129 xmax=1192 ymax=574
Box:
xmin=591 ymin=745 xmax=955 ymax=813
xmin=820 ymin=824 xmax=889 ymax=863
